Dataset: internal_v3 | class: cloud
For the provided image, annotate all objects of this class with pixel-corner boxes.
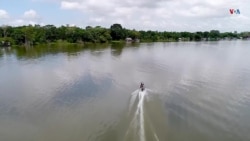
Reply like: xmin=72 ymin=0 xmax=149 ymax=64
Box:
xmin=0 ymin=9 xmax=9 ymax=19
xmin=4 ymin=9 xmax=42 ymax=26
xmin=10 ymin=9 xmax=42 ymax=26
xmin=23 ymin=9 xmax=39 ymax=19
xmin=8 ymin=19 xmax=40 ymax=26
xmin=61 ymin=1 xmax=83 ymax=10
xmin=57 ymin=0 xmax=250 ymax=31
xmin=2 ymin=0 xmax=250 ymax=31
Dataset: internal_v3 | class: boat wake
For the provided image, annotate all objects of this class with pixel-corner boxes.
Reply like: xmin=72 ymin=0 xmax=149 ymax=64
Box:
xmin=122 ymin=89 xmax=166 ymax=141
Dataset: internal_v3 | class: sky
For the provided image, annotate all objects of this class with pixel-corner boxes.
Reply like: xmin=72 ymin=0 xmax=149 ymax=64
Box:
xmin=0 ymin=0 xmax=250 ymax=32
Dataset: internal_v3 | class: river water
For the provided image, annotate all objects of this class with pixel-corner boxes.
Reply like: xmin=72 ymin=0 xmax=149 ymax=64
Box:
xmin=0 ymin=41 xmax=250 ymax=141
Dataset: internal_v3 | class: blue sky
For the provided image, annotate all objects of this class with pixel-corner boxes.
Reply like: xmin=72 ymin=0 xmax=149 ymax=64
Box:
xmin=0 ymin=0 xmax=84 ymax=26
xmin=0 ymin=0 xmax=250 ymax=32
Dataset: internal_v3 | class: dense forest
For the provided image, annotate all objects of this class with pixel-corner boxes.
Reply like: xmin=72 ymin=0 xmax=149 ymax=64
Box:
xmin=0 ymin=23 xmax=250 ymax=47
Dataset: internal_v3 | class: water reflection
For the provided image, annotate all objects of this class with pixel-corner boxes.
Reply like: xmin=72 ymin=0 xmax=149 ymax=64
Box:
xmin=52 ymin=73 xmax=113 ymax=107
xmin=0 ymin=43 xmax=142 ymax=61
xmin=0 ymin=49 xmax=2 ymax=58
xmin=110 ymin=42 xmax=140 ymax=57
xmin=0 ymin=44 xmax=111 ymax=61
xmin=14 ymin=44 xmax=86 ymax=60
xmin=111 ymin=43 xmax=125 ymax=57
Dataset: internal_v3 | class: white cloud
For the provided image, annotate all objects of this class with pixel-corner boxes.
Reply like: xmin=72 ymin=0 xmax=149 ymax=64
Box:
xmin=61 ymin=1 xmax=83 ymax=10
xmin=2 ymin=0 xmax=250 ymax=31
xmin=9 ymin=19 xmax=41 ymax=26
xmin=56 ymin=0 xmax=250 ymax=31
xmin=0 ymin=9 xmax=9 ymax=19
xmin=23 ymin=9 xmax=39 ymax=19
xmin=4 ymin=10 xmax=43 ymax=26
xmin=11 ymin=9 xmax=43 ymax=26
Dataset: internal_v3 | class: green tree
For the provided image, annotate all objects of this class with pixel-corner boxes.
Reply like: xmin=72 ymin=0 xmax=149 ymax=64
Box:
xmin=110 ymin=23 xmax=125 ymax=40
xmin=22 ymin=25 xmax=35 ymax=47
xmin=127 ymin=29 xmax=140 ymax=40
xmin=209 ymin=30 xmax=220 ymax=40
xmin=10 ymin=26 xmax=25 ymax=45
xmin=82 ymin=30 xmax=94 ymax=42
xmin=194 ymin=32 xmax=203 ymax=41
xmin=44 ymin=25 xmax=58 ymax=42
xmin=57 ymin=26 xmax=67 ymax=41
xmin=65 ymin=26 xmax=82 ymax=43
xmin=34 ymin=25 xmax=46 ymax=44
xmin=240 ymin=32 xmax=250 ymax=39
xmin=203 ymin=31 xmax=209 ymax=40
xmin=0 ymin=28 xmax=3 ymax=38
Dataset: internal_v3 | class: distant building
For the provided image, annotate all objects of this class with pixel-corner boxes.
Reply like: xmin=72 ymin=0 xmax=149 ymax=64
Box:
xmin=134 ymin=38 xmax=140 ymax=43
xmin=125 ymin=37 xmax=133 ymax=42
xmin=0 ymin=41 xmax=11 ymax=47
xmin=125 ymin=37 xmax=140 ymax=43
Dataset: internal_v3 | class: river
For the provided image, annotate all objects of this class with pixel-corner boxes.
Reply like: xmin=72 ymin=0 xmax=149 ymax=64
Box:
xmin=0 ymin=41 xmax=250 ymax=141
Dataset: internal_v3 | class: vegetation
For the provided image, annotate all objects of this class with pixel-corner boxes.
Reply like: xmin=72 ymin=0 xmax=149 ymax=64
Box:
xmin=0 ymin=23 xmax=250 ymax=47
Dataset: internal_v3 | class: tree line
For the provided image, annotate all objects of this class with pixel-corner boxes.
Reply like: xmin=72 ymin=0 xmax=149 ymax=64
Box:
xmin=0 ymin=23 xmax=250 ymax=47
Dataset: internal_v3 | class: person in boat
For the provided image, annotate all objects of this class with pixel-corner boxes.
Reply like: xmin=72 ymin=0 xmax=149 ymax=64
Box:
xmin=140 ymin=82 xmax=144 ymax=91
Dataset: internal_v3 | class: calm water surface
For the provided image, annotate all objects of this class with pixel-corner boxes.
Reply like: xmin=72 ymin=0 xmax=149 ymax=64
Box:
xmin=0 ymin=41 xmax=250 ymax=141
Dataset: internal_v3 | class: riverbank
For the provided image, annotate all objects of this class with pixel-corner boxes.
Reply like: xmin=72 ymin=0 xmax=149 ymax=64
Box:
xmin=4 ymin=38 xmax=250 ymax=50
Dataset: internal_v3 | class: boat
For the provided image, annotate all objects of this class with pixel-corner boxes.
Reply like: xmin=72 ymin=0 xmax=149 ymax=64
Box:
xmin=140 ymin=82 xmax=145 ymax=91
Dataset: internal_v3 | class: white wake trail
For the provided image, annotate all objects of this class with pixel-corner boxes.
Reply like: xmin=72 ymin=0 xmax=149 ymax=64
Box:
xmin=124 ymin=89 xmax=162 ymax=141
xmin=138 ymin=90 xmax=146 ymax=141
